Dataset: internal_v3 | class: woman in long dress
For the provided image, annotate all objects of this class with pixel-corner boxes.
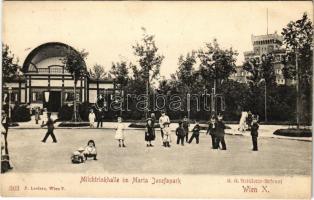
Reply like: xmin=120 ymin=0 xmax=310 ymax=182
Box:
xmin=114 ymin=117 xmax=126 ymax=147
xmin=145 ymin=118 xmax=155 ymax=147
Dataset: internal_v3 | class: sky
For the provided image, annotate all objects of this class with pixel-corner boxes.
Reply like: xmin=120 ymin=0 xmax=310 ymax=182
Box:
xmin=3 ymin=1 xmax=312 ymax=78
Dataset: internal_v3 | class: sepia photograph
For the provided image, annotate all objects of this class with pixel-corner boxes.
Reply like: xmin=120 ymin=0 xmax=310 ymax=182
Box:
xmin=0 ymin=1 xmax=312 ymax=198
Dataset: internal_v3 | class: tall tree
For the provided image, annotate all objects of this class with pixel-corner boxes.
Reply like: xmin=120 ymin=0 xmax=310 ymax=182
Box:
xmin=243 ymin=54 xmax=276 ymax=119
xmin=176 ymin=51 xmax=197 ymax=118
xmin=197 ymin=39 xmax=238 ymax=115
xmin=62 ymin=47 xmax=88 ymax=122
xmin=243 ymin=53 xmax=276 ymax=87
xmin=281 ymin=13 xmax=313 ymax=126
xmin=2 ymin=44 xmax=22 ymax=86
xmin=110 ymin=61 xmax=130 ymax=88
xmin=132 ymin=28 xmax=164 ymax=118
xmin=110 ymin=61 xmax=131 ymax=116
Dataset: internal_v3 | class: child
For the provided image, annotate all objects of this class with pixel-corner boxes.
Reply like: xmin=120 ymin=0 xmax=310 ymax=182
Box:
xmin=71 ymin=147 xmax=85 ymax=164
xmin=163 ymin=122 xmax=171 ymax=147
xmin=115 ymin=117 xmax=126 ymax=147
xmin=175 ymin=121 xmax=186 ymax=146
xmin=188 ymin=121 xmax=201 ymax=144
xmin=35 ymin=107 xmax=40 ymax=124
xmin=88 ymin=109 xmax=96 ymax=128
xmin=84 ymin=140 xmax=97 ymax=160
xmin=251 ymin=116 xmax=259 ymax=151
xmin=145 ymin=118 xmax=155 ymax=147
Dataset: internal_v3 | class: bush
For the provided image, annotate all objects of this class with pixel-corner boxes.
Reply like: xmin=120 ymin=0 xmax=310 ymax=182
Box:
xmin=273 ymin=128 xmax=312 ymax=137
xmin=58 ymin=121 xmax=90 ymax=127
xmin=58 ymin=104 xmax=73 ymax=121
xmin=11 ymin=104 xmax=31 ymax=122
xmin=78 ymin=102 xmax=92 ymax=121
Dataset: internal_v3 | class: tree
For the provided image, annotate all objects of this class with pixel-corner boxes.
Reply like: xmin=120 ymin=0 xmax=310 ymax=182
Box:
xmin=89 ymin=64 xmax=110 ymax=80
xmin=110 ymin=61 xmax=131 ymax=88
xmin=2 ymin=44 xmax=22 ymax=86
xmin=62 ymin=47 xmax=88 ymax=122
xmin=281 ymin=13 xmax=313 ymax=127
xmin=198 ymin=39 xmax=238 ymax=87
xmin=110 ymin=61 xmax=132 ymax=116
xmin=242 ymin=54 xmax=276 ymax=119
xmin=197 ymin=39 xmax=238 ymax=115
xmin=176 ymin=52 xmax=197 ymax=118
xmin=132 ymin=28 xmax=164 ymax=118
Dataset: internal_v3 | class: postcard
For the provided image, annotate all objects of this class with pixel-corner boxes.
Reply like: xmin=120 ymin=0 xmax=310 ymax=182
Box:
xmin=1 ymin=1 xmax=312 ymax=198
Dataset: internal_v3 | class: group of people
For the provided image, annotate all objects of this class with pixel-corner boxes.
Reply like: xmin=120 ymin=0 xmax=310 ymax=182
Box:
xmin=143 ymin=112 xmax=201 ymax=148
xmin=39 ymin=109 xmax=259 ymax=152
xmin=88 ymin=109 xmax=106 ymax=128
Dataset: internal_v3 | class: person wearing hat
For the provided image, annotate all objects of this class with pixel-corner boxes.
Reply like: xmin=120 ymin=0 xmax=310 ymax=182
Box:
xmin=214 ymin=113 xmax=226 ymax=150
xmin=182 ymin=116 xmax=190 ymax=142
xmin=206 ymin=115 xmax=217 ymax=149
xmin=175 ymin=121 xmax=186 ymax=146
xmin=250 ymin=115 xmax=259 ymax=151
xmin=145 ymin=118 xmax=155 ymax=147
xmin=96 ymin=108 xmax=104 ymax=128
xmin=41 ymin=112 xmax=57 ymax=143
xmin=158 ymin=111 xmax=170 ymax=146
xmin=88 ymin=109 xmax=96 ymax=128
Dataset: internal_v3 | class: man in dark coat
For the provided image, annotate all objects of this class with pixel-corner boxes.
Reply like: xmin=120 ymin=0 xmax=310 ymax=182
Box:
xmin=214 ymin=114 xmax=226 ymax=150
xmin=246 ymin=111 xmax=253 ymax=130
xmin=182 ymin=116 xmax=190 ymax=142
xmin=251 ymin=116 xmax=259 ymax=151
xmin=206 ymin=115 xmax=217 ymax=149
xmin=41 ymin=112 xmax=57 ymax=143
xmin=176 ymin=121 xmax=186 ymax=146
xmin=96 ymin=108 xmax=104 ymax=128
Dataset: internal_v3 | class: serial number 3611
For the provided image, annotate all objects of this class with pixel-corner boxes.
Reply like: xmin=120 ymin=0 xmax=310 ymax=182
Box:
xmin=9 ymin=185 xmax=20 ymax=191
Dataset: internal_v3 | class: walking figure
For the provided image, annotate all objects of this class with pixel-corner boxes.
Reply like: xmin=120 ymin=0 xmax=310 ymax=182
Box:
xmin=188 ymin=121 xmax=201 ymax=144
xmin=251 ymin=115 xmax=259 ymax=151
xmin=41 ymin=112 xmax=57 ymax=143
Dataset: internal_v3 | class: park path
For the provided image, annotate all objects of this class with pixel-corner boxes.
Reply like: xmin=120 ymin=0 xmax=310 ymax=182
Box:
xmin=11 ymin=114 xmax=312 ymax=142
